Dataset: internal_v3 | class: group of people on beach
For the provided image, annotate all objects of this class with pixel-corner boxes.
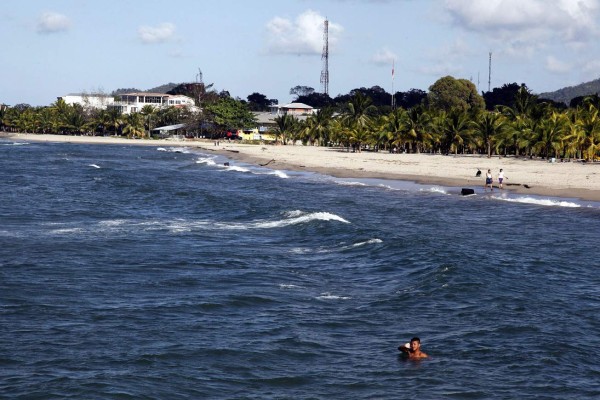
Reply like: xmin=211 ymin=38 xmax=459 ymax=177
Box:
xmin=480 ymin=168 xmax=506 ymax=192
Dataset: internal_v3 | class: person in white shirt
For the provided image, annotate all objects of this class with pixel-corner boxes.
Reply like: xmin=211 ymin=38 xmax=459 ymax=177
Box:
xmin=484 ymin=169 xmax=493 ymax=191
xmin=498 ymin=169 xmax=506 ymax=189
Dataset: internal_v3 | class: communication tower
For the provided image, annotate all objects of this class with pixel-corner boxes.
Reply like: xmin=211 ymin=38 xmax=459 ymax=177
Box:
xmin=488 ymin=52 xmax=492 ymax=92
xmin=320 ymin=18 xmax=329 ymax=95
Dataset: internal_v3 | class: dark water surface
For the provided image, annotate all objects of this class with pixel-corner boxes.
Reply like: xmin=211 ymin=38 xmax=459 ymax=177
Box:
xmin=1 ymin=140 xmax=599 ymax=399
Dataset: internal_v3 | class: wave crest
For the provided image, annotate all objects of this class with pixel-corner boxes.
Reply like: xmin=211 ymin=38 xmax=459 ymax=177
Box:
xmin=495 ymin=196 xmax=581 ymax=208
xmin=250 ymin=211 xmax=350 ymax=229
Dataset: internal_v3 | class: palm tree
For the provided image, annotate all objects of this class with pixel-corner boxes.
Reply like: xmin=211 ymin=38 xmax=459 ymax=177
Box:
xmin=106 ymin=108 xmax=124 ymax=135
xmin=531 ymin=111 xmax=566 ymax=159
xmin=372 ymin=115 xmax=394 ymax=152
xmin=563 ymin=109 xmax=584 ymax=159
xmin=299 ymin=108 xmax=334 ymax=146
xmin=377 ymin=108 xmax=403 ymax=152
xmin=273 ymin=113 xmax=298 ymax=144
xmin=441 ymin=109 xmax=471 ymax=154
xmin=329 ymin=118 xmax=353 ymax=151
xmin=341 ymin=92 xmax=377 ymax=132
xmin=63 ymin=109 xmax=88 ymax=135
xmin=471 ymin=111 xmax=506 ymax=157
xmin=122 ymin=112 xmax=146 ymax=138
xmin=402 ymin=106 xmax=431 ymax=153
xmin=577 ymin=103 xmax=600 ymax=161
xmin=347 ymin=126 xmax=372 ymax=152
xmin=140 ymin=105 xmax=157 ymax=137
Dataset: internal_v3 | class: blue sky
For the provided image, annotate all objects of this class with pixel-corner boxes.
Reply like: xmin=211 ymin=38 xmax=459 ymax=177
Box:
xmin=2 ymin=0 xmax=600 ymax=106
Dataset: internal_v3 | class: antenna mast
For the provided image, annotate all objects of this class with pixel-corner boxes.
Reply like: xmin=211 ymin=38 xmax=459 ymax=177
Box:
xmin=391 ymin=59 xmax=395 ymax=109
xmin=320 ymin=18 xmax=329 ymax=95
xmin=488 ymin=52 xmax=492 ymax=92
xmin=196 ymin=68 xmax=204 ymax=106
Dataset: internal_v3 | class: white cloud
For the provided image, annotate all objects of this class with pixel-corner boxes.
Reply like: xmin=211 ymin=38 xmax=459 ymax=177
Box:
xmin=37 ymin=11 xmax=70 ymax=34
xmin=371 ymin=48 xmax=397 ymax=66
xmin=265 ymin=10 xmax=343 ymax=55
xmin=138 ymin=23 xmax=176 ymax=44
xmin=545 ymin=56 xmax=571 ymax=73
xmin=444 ymin=0 xmax=600 ymax=47
xmin=416 ymin=63 xmax=463 ymax=79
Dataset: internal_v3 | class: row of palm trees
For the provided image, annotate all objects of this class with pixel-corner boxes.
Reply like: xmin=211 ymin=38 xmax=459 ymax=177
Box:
xmin=3 ymin=89 xmax=600 ymax=161
xmin=0 ymin=98 xmax=190 ymax=138
xmin=272 ymin=90 xmax=600 ymax=161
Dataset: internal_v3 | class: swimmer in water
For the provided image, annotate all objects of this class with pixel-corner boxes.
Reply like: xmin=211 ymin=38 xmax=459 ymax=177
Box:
xmin=398 ymin=337 xmax=428 ymax=359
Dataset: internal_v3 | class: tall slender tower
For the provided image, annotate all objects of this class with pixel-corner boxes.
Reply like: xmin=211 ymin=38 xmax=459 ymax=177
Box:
xmin=391 ymin=59 xmax=395 ymax=109
xmin=488 ymin=52 xmax=492 ymax=93
xmin=320 ymin=18 xmax=329 ymax=96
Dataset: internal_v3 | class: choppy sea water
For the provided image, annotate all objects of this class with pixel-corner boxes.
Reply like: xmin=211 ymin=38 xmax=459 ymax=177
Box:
xmin=1 ymin=139 xmax=599 ymax=399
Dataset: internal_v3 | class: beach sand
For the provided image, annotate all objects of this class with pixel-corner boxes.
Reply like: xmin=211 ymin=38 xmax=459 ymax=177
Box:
xmin=5 ymin=132 xmax=600 ymax=201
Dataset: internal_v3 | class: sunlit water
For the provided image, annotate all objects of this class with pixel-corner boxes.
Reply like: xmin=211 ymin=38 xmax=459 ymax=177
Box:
xmin=1 ymin=140 xmax=599 ymax=399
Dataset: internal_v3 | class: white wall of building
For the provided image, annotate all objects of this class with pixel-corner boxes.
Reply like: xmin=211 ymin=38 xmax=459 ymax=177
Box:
xmin=61 ymin=94 xmax=115 ymax=110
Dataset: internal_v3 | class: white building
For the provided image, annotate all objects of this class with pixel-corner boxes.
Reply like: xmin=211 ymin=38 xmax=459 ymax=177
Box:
xmin=109 ymin=92 xmax=198 ymax=114
xmin=271 ymin=102 xmax=317 ymax=117
xmin=59 ymin=92 xmax=199 ymax=115
xmin=60 ymin=93 xmax=115 ymax=110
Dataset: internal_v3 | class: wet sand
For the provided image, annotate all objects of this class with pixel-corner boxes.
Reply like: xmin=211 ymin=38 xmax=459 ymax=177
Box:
xmin=5 ymin=133 xmax=600 ymax=201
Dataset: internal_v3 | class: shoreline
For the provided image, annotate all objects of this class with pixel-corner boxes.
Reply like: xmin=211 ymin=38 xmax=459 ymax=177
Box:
xmin=4 ymin=132 xmax=600 ymax=202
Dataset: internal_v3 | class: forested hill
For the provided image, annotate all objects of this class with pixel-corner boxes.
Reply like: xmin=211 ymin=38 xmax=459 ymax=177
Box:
xmin=112 ymin=83 xmax=179 ymax=95
xmin=538 ymin=77 xmax=600 ymax=105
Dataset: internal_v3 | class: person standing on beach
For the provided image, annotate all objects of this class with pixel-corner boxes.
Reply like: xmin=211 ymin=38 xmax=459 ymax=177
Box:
xmin=498 ymin=169 xmax=506 ymax=189
xmin=484 ymin=169 xmax=493 ymax=191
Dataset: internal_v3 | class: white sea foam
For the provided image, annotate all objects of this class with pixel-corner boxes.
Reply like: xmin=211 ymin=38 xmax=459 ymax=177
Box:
xmin=346 ymin=238 xmax=383 ymax=248
xmin=251 ymin=211 xmax=350 ymax=229
xmin=2 ymin=142 xmax=29 ymax=146
xmin=98 ymin=219 xmax=128 ymax=227
xmin=284 ymin=210 xmax=305 ymax=218
xmin=50 ymin=227 xmax=84 ymax=235
xmin=495 ymin=196 xmax=581 ymax=208
xmin=157 ymin=147 xmax=190 ymax=154
xmin=336 ymin=180 xmax=367 ymax=187
xmin=166 ymin=222 xmax=193 ymax=233
xmin=316 ymin=292 xmax=351 ymax=300
xmin=421 ymin=186 xmax=449 ymax=195
xmin=196 ymin=157 xmax=216 ymax=166
xmin=289 ymin=246 xmax=334 ymax=254
xmin=88 ymin=164 xmax=101 ymax=169
xmin=377 ymin=183 xmax=396 ymax=191
xmin=279 ymin=284 xmax=301 ymax=289
xmin=267 ymin=170 xmax=289 ymax=179
xmin=223 ymin=165 xmax=250 ymax=173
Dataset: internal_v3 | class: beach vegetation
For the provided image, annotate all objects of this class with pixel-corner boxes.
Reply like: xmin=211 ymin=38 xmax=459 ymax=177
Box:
xmin=273 ymin=113 xmax=299 ymax=145
xmin=204 ymin=97 xmax=256 ymax=133
xmin=427 ymin=76 xmax=485 ymax=113
xmin=471 ymin=110 xmax=507 ymax=158
xmin=5 ymin=77 xmax=600 ymax=161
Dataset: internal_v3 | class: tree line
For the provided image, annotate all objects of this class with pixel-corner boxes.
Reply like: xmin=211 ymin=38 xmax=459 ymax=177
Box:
xmin=1 ymin=76 xmax=599 ymax=160
xmin=273 ymin=77 xmax=600 ymax=161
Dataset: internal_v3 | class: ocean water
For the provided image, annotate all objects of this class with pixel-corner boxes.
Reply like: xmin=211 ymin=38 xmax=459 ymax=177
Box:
xmin=1 ymin=139 xmax=599 ymax=399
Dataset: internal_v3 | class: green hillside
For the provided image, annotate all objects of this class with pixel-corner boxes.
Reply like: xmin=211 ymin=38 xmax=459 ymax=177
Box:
xmin=538 ymin=77 xmax=600 ymax=105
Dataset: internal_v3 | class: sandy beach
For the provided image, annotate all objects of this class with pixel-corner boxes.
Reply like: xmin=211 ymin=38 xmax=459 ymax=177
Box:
xmin=5 ymin=132 xmax=600 ymax=201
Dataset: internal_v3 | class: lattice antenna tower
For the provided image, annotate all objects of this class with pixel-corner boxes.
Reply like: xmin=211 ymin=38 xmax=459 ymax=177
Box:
xmin=488 ymin=52 xmax=492 ymax=92
xmin=320 ymin=18 xmax=329 ymax=95
xmin=195 ymin=68 xmax=204 ymax=107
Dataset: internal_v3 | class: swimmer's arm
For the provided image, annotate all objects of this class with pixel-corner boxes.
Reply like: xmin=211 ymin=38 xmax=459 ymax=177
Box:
xmin=398 ymin=343 xmax=410 ymax=354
